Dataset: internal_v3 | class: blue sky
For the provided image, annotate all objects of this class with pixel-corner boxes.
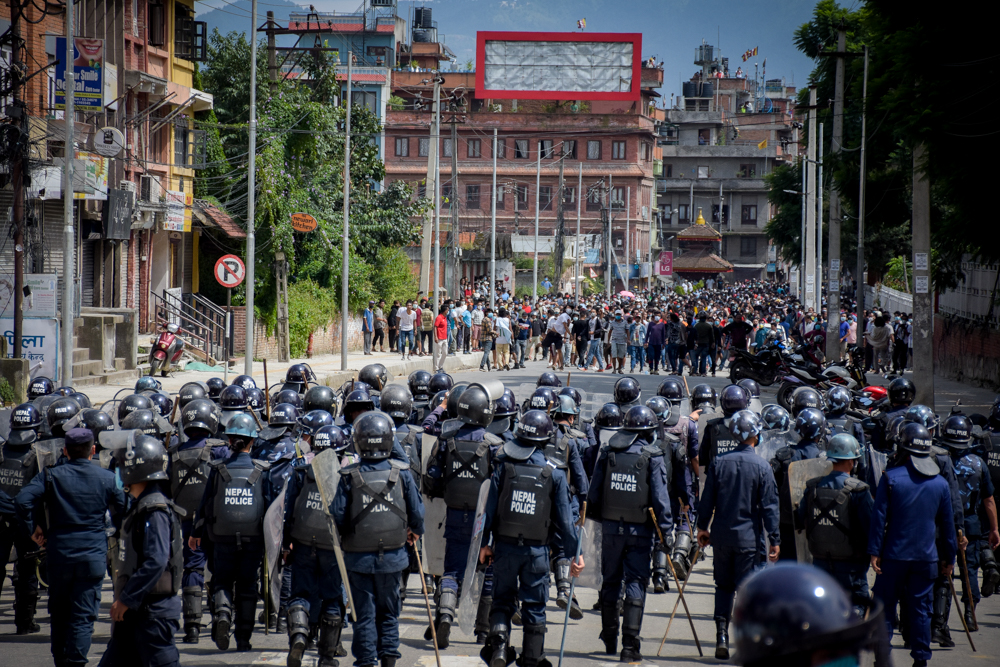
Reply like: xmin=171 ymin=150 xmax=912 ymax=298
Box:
xmin=198 ymin=0 xmax=819 ymax=95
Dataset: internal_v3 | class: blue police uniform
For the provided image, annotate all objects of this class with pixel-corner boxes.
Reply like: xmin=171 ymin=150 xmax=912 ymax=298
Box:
xmin=771 ymin=439 xmax=821 ymax=561
xmin=98 ymin=483 xmax=183 ymax=667
xmin=17 ymin=455 xmax=127 ymax=667
xmin=952 ymin=451 xmax=995 ymax=607
xmin=869 ymin=459 xmax=958 ymax=665
xmin=332 ymin=458 xmax=425 ymax=666
xmin=697 ymin=443 xmax=780 ymax=625
xmin=0 ymin=440 xmax=42 ymax=633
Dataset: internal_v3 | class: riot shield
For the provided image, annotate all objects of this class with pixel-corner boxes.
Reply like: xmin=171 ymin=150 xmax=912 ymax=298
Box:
xmin=868 ymin=447 xmax=887 ymax=488
xmin=421 ymin=433 xmax=447 ymax=576
xmin=756 ymin=430 xmax=795 ymax=464
xmin=33 ymin=437 xmax=66 ymax=470
xmin=575 ymin=519 xmax=603 ymax=591
xmin=586 ymin=393 xmax=614 ymax=422
xmin=263 ymin=476 xmax=288 ymax=614
xmin=310 ymin=447 xmax=357 ymax=622
xmin=0 ymin=408 xmax=10 ymax=442
xmin=457 ymin=479 xmax=491 ymax=636
xmin=787 ymin=458 xmax=833 ymax=564
xmin=749 ymin=398 xmax=764 ymax=414
xmin=695 ymin=408 xmax=721 ymax=444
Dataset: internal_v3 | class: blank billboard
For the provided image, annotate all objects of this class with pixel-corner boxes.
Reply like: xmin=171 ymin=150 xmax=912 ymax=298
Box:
xmin=476 ymin=32 xmax=641 ymax=101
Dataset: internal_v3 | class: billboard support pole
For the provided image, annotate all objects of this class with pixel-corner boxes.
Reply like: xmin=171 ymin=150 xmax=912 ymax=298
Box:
xmin=575 ymin=163 xmax=582 ymax=304
xmin=62 ymin=9 xmax=75 ymax=387
xmin=532 ymin=148 xmax=541 ymax=305
xmin=490 ymin=128 xmax=498 ymax=307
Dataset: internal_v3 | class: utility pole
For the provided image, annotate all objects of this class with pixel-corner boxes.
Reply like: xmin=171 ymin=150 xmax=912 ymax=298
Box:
xmin=432 ymin=84 xmax=442 ymax=320
xmin=420 ymin=78 xmax=440 ymax=298
xmin=805 ymin=86 xmax=817 ymax=312
xmin=800 ymin=156 xmax=806 ymax=299
xmin=817 ymin=123 xmax=824 ymax=312
xmin=856 ymin=46 xmax=869 ymax=326
xmin=625 ymin=186 xmax=631 ymax=292
xmin=9 ymin=0 xmax=24 ymax=366
xmin=607 ymin=174 xmax=613 ymax=301
xmin=449 ymin=119 xmax=459 ymax=299
xmin=554 ymin=148 xmax=566 ymax=294
xmin=266 ymin=11 xmax=278 ymax=93
xmin=574 ymin=163 xmax=582 ymax=304
xmin=490 ymin=128 xmax=497 ymax=307
xmin=825 ymin=24 xmax=847 ymax=360
xmin=245 ymin=0 xmax=258 ymax=374
xmin=531 ymin=147 xmax=541 ymax=304
xmin=62 ymin=0 xmax=75 ymax=387
xmin=340 ymin=53 xmax=352 ymax=370
xmin=912 ymin=143 xmax=933 ymax=408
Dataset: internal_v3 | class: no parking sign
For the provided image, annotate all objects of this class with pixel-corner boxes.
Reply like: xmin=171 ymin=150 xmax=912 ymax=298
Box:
xmin=214 ymin=254 xmax=246 ymax=289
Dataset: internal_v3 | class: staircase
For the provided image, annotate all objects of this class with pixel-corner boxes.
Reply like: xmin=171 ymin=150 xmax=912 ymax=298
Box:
xmin=150 ymin=291 xmax=230 ymax=366
xmin=72 ymin=314 xmax=140 ymax=387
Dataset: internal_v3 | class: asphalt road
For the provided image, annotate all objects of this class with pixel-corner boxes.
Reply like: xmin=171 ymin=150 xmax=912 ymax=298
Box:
xmin=1 ymin=357 xmax=997 ymax=666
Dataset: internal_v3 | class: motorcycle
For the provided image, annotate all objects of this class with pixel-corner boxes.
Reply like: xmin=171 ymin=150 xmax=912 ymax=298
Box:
xmin=148 ymin=323 xmax=185 ymax=377
xmin=728 ymin=340 xmax=790 ymax=386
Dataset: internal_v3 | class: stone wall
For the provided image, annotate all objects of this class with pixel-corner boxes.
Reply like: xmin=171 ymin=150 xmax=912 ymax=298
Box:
xmin=229 ymin=306 xmax=366 ymax=359
xmin=934 ymin=314 xmax=1000 ymax=390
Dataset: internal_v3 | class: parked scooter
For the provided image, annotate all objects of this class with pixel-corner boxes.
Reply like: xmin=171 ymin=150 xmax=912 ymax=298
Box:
xmin=148 ymin=322 xmax=185 ymax=377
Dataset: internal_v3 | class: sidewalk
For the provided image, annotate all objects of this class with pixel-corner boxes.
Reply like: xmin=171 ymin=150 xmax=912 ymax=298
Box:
xmin=85 ymin=346 xmax=483 ymax=406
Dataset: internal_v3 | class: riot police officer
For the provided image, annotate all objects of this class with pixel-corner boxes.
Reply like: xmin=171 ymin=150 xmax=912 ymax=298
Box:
xmin=698 ymin=384 xmax=750 ymax=473
xmin=796 ymin=433 xmax=874 ymax=616
xmin=587 ymin=405 xmax=673 ymax=662
xmin=191 ymin=412 xmax=276 ymax=652
xmin=772 ymin=407 xmax=825 ymax=561
xmin=558 ymin=386 xmax=596 ymax=447
xmin=549 ymin=394 xmax=590 ymax=618
xmin=656 ymin=380 xmax=701 ymax=584
xmin=100 ymin=435 xmax=183 ymax=667
xmin=254 ymin=402 xmax=300 ymax=461
xmin=789 ymin=385 xmax=823 ymax=417
xmin=612 ymin=376 xmax=642 ymax=410
xmin=870 ymin=377 xmax=916 ymax=452
xmin=480 ymin=410 xmax=581 ymax=667
xmin=303 ymin=385 xmax=337 ymax=419
xmin=206 ymin=377 xmax=227 ymax=402
xmin=407 ymin=370 xmax=433 ymax=423
xmin=332 ymin=411 xmax=425 ymax=667
xmin=981 ymin=402 xmax=1000 ymax=597
xmin=697 ymin=410 xmax=780 ymax=660
xmin=169 ymin=398 xmax=229 ymax=643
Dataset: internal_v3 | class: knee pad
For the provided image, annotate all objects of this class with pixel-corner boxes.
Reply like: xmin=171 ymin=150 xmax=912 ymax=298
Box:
xmin=438 ymin=587 xmax=458 ymax=617
xmin=287 ymin=603 xmax=310 ymax=638
xmin=622 ymin=597 xmax=644 ymax=637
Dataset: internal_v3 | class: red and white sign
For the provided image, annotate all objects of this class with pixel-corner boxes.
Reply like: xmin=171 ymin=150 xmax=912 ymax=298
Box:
xmin=658 ymin=251 xmax=673 ymax=276
xmin=214 ymin=254 xmax=246 ymax=289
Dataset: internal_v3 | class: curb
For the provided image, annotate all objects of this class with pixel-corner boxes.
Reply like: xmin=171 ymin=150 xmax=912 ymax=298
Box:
xmin=317 ymin=351 xmax=483 ymax=388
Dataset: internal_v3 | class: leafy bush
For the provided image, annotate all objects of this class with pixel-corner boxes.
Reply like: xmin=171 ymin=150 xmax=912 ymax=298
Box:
xmin=287 ymin=280 xmax=338 ymax=358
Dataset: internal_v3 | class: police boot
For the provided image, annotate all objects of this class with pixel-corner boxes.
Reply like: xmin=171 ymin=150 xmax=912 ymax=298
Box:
xmin=600 ymin=600 xmax=620 ymax=655
xmin=235 ymin=596 xmax=257 ymax=651
xmin=981 ymin=547 xmax=1000 ymax=598
xmin=519 ymin=624 xmax=550 ymax=667
xmin=317 ymin=611 xmax=343 ymax=667
xmin=475 ymin=595 xmax=493 ymax=644
xmin=671 ymin=532 xmax=693 ymax=581
xmin=13 ymin=591 xmax=40 ymax=635
xmin=212 ymin=589 xmax=233 ymax=651
xmin=182 ymin=586 xmax=203 ymax=644
xmin=400 ymin=570 xmax=410 ymax=602
xmin=554 ymin=559 xmax=583 ymax=620
xmin=436 ymin=587 xmax=458 ymax=649
xmin=651 ymin=546 xmax=670 ymax=594
xmin=620 ymin=597 xmax=644 ymax=663
xmin=286 ymin=603 xmax=311 ymax=667
xmin=715 ymin=619 xmax=730 ymax=660
xmin=964 ymin=604 xmax=978 ymax=632
xmin=480 ymin=614 xmax=517 ymax=667
xmin=380 ymin=658 xmax=396 ymax=667
xmin=931 ymin=583 xmax=954 ymax=647
xmin=275 ymin=606 xmax=287 ymax=633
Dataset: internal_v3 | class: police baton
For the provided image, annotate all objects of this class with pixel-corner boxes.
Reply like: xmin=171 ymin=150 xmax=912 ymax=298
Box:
xmin=558 ymin=502 xmax=586 ymax=667
xmin=414 ymin=536 xmax=443 ymax=667
xmin=650 ymin=508 xmax=702 ymax=657
xmin=953 ymin=531 xmax=977 ymax=651
xmin=262 ymin=553 xmax=269 ymax=636
xmin=263 ymin=359 xmax=270 ymax=420
xmin=957 ymin=530 xmax=977 ymax=630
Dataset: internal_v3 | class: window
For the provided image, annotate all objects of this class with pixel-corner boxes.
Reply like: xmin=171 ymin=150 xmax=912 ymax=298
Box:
xmin=441 ymin=183 xmax=453 ymax=206
xmin=418 ymin=137 xmax=429 ymax=157
xmin=467 ymin=138 xmax=481 ymax=158
xmin=663 ymin=163 xmax=673 ymax=178
xmin=712 ymin=205 xmax=729 ymax=224
xmin=698 ymin=129 xmax=710 ymax=145
xmin=697 ymin=166 xmax=709 ymax=179
xmin=586 ymin=189 xmax=602 ymax=211
xmin=442 ymin=139 xmax=453 ymax=158
xmin=612 ymin=141 xmax=626 ymax=160
xmin=587 ymin=140 xmax=602 ymax=160
xmin=516 ymin=185 xmax=529 ymax=210
xmin=494 ymin=139 xmax=506 ymax=159
xmin=174 ymin=4 xmax=206 ymax=61
xmin=563 ymin=187 xmax=575 ymax=205
xmin=677 ymin=204 xmax=689 ymax=223
xmin=539 ymin=140 xmax=554 ymax=159
xmin=611 ymin=186 xmax=626 ymax=208
xmin=639 ymin=143 xmax=651 ymax=161
xmin=417 ymin=183 xmax=426 ymax=199
xmin=394 ymin=137 xmax=409 ymax=157
xmin=740 ymin=237 xmax=757 ymax=257
xmin=563 ymin=140 xmax=577 ymax=159
xmin=174 ymin=118 xmax=191 ymax=166
xmin=495 ymin=185 xmax=506 ymax=210
xmin=352 ymin=91 xmax=376 ymax=114
xmin=515 ymin=139 xmax=529 ymax=159
xmin=539 ymin=186 xmax=553 ymax=211
xmin=742 ymin=205 xmax=758 ymax=225
xmin=466 ymin=184 xmax=481 ymax=209
xmin=149 ymin=1 xmax=165 ymax=46
xmin=739 ymin=164 xmax=756 ymax=178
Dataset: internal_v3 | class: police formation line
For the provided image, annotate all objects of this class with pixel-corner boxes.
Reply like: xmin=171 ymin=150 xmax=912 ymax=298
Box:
xmin=1 ymin=368 xmax=998 ymax=667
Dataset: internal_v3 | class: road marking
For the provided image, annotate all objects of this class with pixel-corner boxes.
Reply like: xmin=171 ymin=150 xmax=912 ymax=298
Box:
xmin=416 ymin=657 xmax=485 ymax=666
xmin=254 ymin=652 xmax=317 ymax=665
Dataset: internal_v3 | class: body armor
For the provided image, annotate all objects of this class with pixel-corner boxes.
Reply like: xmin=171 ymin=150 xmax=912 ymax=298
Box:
xmin=442 ymin=437 xmax=491 ymax=511
xmin=397 ymin=425 xmax=423 ymax=477
xmin=207 ymin=460 xmax=270 ymax=541
xmin=115 ymin=492 xmax=184 ymax=599
xmin=0 ymin=446 xmax=38 ymax=500
xmin=169 ymin=440 xmax=222 ymax=515
xmin=341 ymin=462 xmax=409 ymax=553
xmin=705 ymin=419 xmax=739 ymax=468
xmin=601 ymin=445 xmax=659 ymax=524
xmin=803 ymin=477 xmax=869 ymax=560
xmin=289 ymin=468 xmax=334 ymax=549
xmin=495 ymin=461 xmax=554 ymax=545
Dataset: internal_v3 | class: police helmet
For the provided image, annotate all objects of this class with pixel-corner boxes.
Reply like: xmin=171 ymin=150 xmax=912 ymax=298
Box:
xmin=135 ymin=376 xmax=163 ymax=393
xmin=794 ymin=407 xmax=827 ymax=440
xmin=11 ymin=402 xmax=44 ymax=430
xmin=623 ymin=405 xmax=658 ymax=433
xmin=285 ymin=364 xmax=312 ymax=385
xmin=904 ymin=404 xmax=938 ymax=432
xmin=898 ymin=422 xmax=939 ymax=475
xmin=117 ymin=435 xmax=170 ymax=486
xmin=791 ymin=386 xmax=824 ymax=416
xmin=887 ymin=377 xmax=916 ymax=407
xmin=145 ymin=392 xmax=173 ymax=418
xmin=27 ymin=376 xmax=55 ymax=400
xmin=825 ymin=386 xmax=852 ymax=417
xmin=729 ymin=409 xmax=764 ymax=444
xmin=656 ymin=378 xmax=685 ymax=403
xmin=720 ymin=384 xmax=750 ymax=417
xmin=206 ymin=377 xmax=227 ymax=400
xmin=380 ymin=384 xmax=414 ymax=423
xmin=346 ymin=380 xmax=372 ymax=396
xmin=343 ymin=390 xmax=376 ymax=419
xmin=881 ymin=415 xmax=908 ymax=453
xmin=537 ymin=371 xmax=562 ymax=388
xmin=274 ymin=388 xmax=303 ymax=409
xmin=595 ymin=403 xmax=624 ymax=431
xmin=457 ymin=383 xmax=495 ymax=427
xmin=554 ymin=394 xmax=581 ymax=417
xmin=988 ymin=403 xmax=1000 ymax=431
xmin=692 ymin=384 xmax=717 ymax=411
xmin=643 ymin=396 xmax=670 ymax=421
xmin=760 ymin=404 xmax=791 ymax=431
xmin=68 ymin=392 xmax=92 ymax=410
xmin=178 ymin=382 xmax=208 ymax=408
xmin=558 ymin=387 xmax=583 ymax=411
xmin=52 ymin=386 xmax=74 ymax=397
xmin=613 ymin=377 xmax=642 ymax=407
xmin=269 ymin=402 xmax=299 ymax=427
xmin=430 ymin=390 xmax=449 ymax=413
xmin=408 ymin=370 xmax=432 ymax=400
xmin=826 ymin=433 xmax=861 ymax=460
xmin=939 ymin=414 xmax=972 ymax=450
xmin=428 ymin=372 xmax=454 ymax=395
xmin=232 ymin=374 xmax=257 ymax=391
xmin=181 ymin=398 xmax=220 ymax=436
xmin=48 ymin=397 xmax=82 ymax=433
xmin=303 ymin=385 xmax=337 ymax=415
xmin=246 ymin=388 xmax=267 ymax=414
xmin=736 ymin=378 xmax=761 ymax=399
xmin=358 ymin=364 xmax=388 ymax=391
xmin=528 ymin=386 xmax=558 ymax=414
xmin=225 ymin=412 xmax=258 ymax=439
xmin=734 ymin=564 xmax=888 ymax=667
xmin=219 ymin=385 xmax=249 ymax=411
xmin=121 ymin=409 xmax=160 ymax=437
xmin=446 ymin=384 xmax=469 ymax=419
xmin=80 ymin=408 xmax=115 ymax=437
xmin=494 ymin=389 xmax=519 ymax=419
xmin=300 ymin=409 xmax=334 ymax=434
xmin=515 ymin=409 xmax=555 ymax=443
xmin=118 ymin=394 xmax=153 ymax=422
xmin=313 ymin=425 xmax=349 ymax=452
xmin=353 ymin=411 xmax=395 ymax=460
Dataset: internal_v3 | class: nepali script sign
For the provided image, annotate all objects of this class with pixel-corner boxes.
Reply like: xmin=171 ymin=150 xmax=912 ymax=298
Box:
xmin=2 ymin=318 xmax=59 ymax=379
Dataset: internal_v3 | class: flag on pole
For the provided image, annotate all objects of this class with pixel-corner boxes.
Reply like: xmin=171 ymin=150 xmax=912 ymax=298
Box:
xmin=758 ymin=139 xmax=768 ymax=149
xmin=753 ymin=46 xmax=758 ymax=56
xmin=577 ymin=18 xmax=586 ymax=30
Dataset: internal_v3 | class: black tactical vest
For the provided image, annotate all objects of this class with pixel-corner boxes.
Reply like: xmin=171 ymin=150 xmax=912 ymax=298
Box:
xmin=0 ymin=446 xmax=38 ymax=500
xmin=804 ymin=477 xmax=868 ymax=560
xmin=114 ymin=491 xmax=184 ymax=599
xmin=495 ymin=461 xmax=554 ymax=545
xmin=289 ymin=469 xmax=334 ymax=550
xmin=341 ymin=462 xmax=409 ymax=553
xmin=169 ymin=441 xmax=220 ymax=515
xmin=545 ymin=426 xmax=585 ymax=471
xmin=704 ymin=419 xmax=738 ymax=472
xmin=987 ymin=433 xmax=1000 ymax=504
xmin=207 ymin=459 xmax=270 ymax=541
xmin=443 ymin=437 xmax=490 ymax=511
xmin=397 ymin=425 xmax=423 ymax=477
xmin=601 ymin=445 xmax=659 ymax=524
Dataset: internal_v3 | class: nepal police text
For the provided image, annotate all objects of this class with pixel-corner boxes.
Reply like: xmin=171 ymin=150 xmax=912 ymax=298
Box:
xmin=224 ymin=487 xmax=255 ymax=505
xmin=610 ymin=472 xmax=637 ymax=492
xmin=812 ymin=507 xmax=840 ymax=526
xmin=510 ymin=490 xmax=536 ymax=515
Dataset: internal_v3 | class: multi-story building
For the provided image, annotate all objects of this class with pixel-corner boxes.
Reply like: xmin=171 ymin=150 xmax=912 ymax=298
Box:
xmin=656 ymin=43 xmax=797 ymax=281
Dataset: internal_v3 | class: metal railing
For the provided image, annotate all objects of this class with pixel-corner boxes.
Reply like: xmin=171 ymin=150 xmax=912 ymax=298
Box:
xmin=151 ymin=290 xmax=230 ymax=364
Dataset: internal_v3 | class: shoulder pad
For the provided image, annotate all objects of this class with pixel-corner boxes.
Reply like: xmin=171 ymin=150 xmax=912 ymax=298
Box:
xmin=582 ymin=418 xmax=593 ymax=425
xmin=407 ymin=424 xmax=425 ymax=434
xmin=136 ymin=492 xmax=171 ymax=513
xmin=208 ymin=459 xmax=227 ymax=469
xmin=568 ymin=428 xmax=587 ymax=439
xmin=440 ymin=419 xmax=463 ymax=439
xmin=207 ymin=438 xmax=227 ymax=448
xmin=930 ymin=444 xmax=948 ymax=457
xmin=483 ymin=432 xmax=504 ymax=447
xmin=805 ymin=477 xmax=822 ymax=489
xmin=389 ymin=459 xmax=411 ymax=471
xmin=774 ymin=447 xmax=794 ymax=462
xmin=663 ymin=432 xmax=681 ymax=444
xmin=608 ymin=430 xmax=639 ymax=450
xmin=252 ymin=459 xmax=272 ymax=470
xmin=843 ymin=477 xmax=869 ymax=493
xmin=641 ymin=444 xmax=665 ymax=458
xmin=340 ymin=461 xmax=361 ymax=474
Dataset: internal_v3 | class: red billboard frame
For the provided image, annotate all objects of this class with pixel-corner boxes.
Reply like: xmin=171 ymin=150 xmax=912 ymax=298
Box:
xmin=475 ymin=31 xmax=642 ymax=102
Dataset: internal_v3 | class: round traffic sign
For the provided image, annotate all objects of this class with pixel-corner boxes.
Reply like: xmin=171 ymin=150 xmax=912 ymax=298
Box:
xmin=214 ymin=254 xmax=246 ymax=288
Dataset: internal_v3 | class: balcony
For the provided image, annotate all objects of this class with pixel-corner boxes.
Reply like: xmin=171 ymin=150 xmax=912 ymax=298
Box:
xmin=391 ymin=70 xmax=475 ymax=90
xmin=641 ymin=63 xmax=664 ymax=88
xmin=660 ymin=144 xmax=776 ymax=159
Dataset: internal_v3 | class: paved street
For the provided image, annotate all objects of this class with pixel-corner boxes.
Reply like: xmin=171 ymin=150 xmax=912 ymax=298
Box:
xmin=1 ymin=358 xmax=997 ymax=666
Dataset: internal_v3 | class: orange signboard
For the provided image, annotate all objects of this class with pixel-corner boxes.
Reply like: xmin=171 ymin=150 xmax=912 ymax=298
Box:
xmin=290 ymin=212 xmax=317 ymax=232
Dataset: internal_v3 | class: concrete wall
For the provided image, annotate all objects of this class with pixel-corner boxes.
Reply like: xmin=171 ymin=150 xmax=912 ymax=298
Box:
xmin=934 ymin=314 xmax=1000 ymax=390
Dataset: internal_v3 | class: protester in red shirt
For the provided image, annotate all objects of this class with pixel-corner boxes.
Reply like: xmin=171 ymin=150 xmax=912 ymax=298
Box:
xmin=434 ymin=303 xmax=450 ymax=373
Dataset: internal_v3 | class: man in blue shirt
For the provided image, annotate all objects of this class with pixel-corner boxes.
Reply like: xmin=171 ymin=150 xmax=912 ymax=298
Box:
xmin=362 ymin=301 xmax=375 ymax=355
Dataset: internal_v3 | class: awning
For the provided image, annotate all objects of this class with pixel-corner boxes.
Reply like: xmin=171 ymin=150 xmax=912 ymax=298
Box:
xmin=193 ymin=200 xmax=246 ymax=239
xmin=123 ymin=69 xmax=169 ymax=97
